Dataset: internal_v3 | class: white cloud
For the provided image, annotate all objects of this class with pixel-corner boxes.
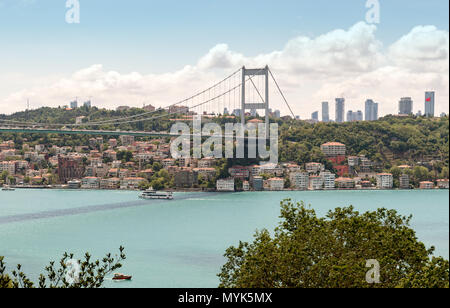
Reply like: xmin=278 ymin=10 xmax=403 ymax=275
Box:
xmin=1 ymin=22 xmax=448 ymax=118
xmin=389 ymin=25 xmax=449 ymax=73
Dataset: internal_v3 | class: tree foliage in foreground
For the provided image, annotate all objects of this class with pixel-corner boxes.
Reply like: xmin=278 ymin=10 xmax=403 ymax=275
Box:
xmin=218 ymin=200 xmax=449 ymax=288
xmin=0 ymin=247 xmax=126 ymax=288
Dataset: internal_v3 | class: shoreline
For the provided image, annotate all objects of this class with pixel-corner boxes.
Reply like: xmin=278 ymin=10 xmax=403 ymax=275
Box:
xmin=4 ymin=186 xmax=449 ymax=193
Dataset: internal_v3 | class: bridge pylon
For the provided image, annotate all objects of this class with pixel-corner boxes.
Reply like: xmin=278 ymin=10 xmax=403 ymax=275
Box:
xmin=241 ymin=65 xmax=270 ymax=136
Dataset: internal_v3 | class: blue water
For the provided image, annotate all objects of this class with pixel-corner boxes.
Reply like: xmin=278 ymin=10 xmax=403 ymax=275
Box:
xmin=0 ymin=189 xmax=448 ymax=287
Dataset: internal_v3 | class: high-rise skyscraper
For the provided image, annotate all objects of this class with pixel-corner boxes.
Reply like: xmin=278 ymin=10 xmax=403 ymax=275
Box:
xmin=347 ymin=110 xmax=353 ymax=122
xmin=335 ymin=98 xmax=345 ymax=123
xmin=399 ymin=97 xmax=413 ymax=115
xmin=322 ymin=102 xmax=329 ymax=122
xmin=346 ymin=110 xmax=363 ymax=122
xmin=425 ymin=91 xmax=435 ymax=117
xmin=365 ymin=99 xmax=379 ymax=121
xmin=311 ymin=111 xmax=319 ymax=121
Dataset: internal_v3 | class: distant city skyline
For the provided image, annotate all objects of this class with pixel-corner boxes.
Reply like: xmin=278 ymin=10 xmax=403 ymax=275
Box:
xmin=0 ymin=0 xmax=448 ymax=118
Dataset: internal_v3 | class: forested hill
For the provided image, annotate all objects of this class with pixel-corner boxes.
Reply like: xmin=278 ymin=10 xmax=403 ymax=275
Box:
xmin=278 ymin=115 xmax=449 ymax=168
xmin=1 ymin=107 xmax=449 ymax=169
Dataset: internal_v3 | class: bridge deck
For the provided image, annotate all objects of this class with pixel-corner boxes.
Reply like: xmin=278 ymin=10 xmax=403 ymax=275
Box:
xmin=0 ymin=127 xmax=173 ymax=137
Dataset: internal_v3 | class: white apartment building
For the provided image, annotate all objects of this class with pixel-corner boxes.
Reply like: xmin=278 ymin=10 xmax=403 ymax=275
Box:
xmin=309 ymin=175 xmax=323 ymax=190
xmin=290 ymin=172 xmax=309 ymax=190
xmin=81 ymin=177 xmax=100 ymax=189
xmin=266 ymin=178 xmax=285 ymax=191
xmin=376 ymin=173 xmax=393 ymax=189
xmin=217 ymin=178 xmax=235 ymax=192
xmin=320 ymin=171 xmax=336 ymax=190
xmin=321 ymin=142 xmax=346 ymax=157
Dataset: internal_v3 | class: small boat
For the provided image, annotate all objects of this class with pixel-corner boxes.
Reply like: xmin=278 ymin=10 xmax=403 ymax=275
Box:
xmin=1 ymin=185 xmax=15 ymax=191
xmin=112 ymin=273 xmax=132 ymax=281
xmin=139 ymin=189 xmax=173 ymax=200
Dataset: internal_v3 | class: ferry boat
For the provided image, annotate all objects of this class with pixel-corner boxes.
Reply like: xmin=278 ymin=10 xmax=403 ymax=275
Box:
xmin=1 ymin=185 xmax=15 ymax=191
xmin=139 ymin=189 xmax=173 ymax=200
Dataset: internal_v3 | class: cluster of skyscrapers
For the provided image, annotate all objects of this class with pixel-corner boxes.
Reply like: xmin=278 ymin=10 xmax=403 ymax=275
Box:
xmin=313 ymin=98 xmax=378 ymax=123
xmin=398 ymin=91 xmax=436 ymax=117
xmin=310 ymin=91 xmax=438 ymax=124
xmin=70 ymin=99 xmax=92 ymax=109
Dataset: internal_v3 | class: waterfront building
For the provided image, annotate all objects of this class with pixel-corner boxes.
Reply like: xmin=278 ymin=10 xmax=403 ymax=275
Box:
xmin=217 ymin=178 xmax=235 ymax=192
xmin=336 ymin=177 xmax=355 ymax=189
xmin=399 ymin=97 xmax=413 ymax=115
xmin=120 ymin=177 xmax=146 ymax=190
xmin=335 ymin=98 xmax=345 ymax=123
xmin=290 ymin=172 xmax=309 ymax=190
xmin=58 ymin=155 xmax=84 ymax=183
xmin=425 ymin=91 xmax=435 ymax=117
xmin=321 ymin=142 xmax=346 ymax=157
xmin=100 ymin=178 xmax=120 ymax=190
xmin=419 ymin=181 xmax=434 ymax=190
xmin=67 ymin=180 xmax=81 ymax=189
xmin=399 ymin=174 xmax=410 ymax=189
xmin=322 ymin=102 xmax=329 ymax=122
xmin=309 ymin=175 xmax=323 ymax=190
xmin=81 ymin=177 xmax=100 ymax=189
xmin=175 ymin=168 xmax=198 ymax=188
xmin=266 ymin=178 xmax=284 ymax=191
xmin=437 ymin=179 xmax=449 ymax=189
xmin=320 ymin=171 xmax=336 ymax=190
xmin=243 ymin=181 xmax=250 ymax=191
xmin=252 ymin=176 xmax=264 ymax=191
xmin=376 ymin=173 xmax=394 ymax=189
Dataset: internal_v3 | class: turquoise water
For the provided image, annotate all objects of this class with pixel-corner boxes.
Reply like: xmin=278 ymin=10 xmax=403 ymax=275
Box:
xmin=0 ymin=189 xmax=448 ymax=288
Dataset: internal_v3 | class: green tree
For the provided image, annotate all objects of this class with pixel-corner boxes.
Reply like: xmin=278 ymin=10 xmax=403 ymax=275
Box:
xmin=218 ymin=199 xmax=449 ymax=288
xmin=1 ymin=247 xmax=126 ymax=288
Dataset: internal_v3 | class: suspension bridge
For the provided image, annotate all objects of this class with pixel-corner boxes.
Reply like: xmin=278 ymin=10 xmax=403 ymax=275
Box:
xmin=0 ymin=66 xmax=295 ymax=138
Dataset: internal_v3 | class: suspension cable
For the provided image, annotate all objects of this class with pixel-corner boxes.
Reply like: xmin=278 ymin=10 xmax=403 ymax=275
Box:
xmin=269 ymin=68 xmax=295 ymax=119
xmin=0 ymin=67 xmax=242 ymax=127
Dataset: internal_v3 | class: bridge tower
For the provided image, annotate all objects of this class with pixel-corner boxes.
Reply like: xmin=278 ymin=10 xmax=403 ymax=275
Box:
xmin=241 ymin=66 xmax=270 ymax=136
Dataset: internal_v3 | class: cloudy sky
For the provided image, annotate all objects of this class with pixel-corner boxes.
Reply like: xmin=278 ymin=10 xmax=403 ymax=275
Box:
xmin=0 ymin=0 xmax=448 ymax=118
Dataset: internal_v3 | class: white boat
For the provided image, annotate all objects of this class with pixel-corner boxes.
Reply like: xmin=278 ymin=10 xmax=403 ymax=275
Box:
xmin=2 ymin=185 xmax=15 ymax=191
xmin=139 ymin=189 xmax=173 ymax=200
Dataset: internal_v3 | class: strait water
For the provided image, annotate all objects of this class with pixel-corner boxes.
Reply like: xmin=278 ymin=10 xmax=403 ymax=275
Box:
xmin=0 ymin=189 xmax=448 ymax=288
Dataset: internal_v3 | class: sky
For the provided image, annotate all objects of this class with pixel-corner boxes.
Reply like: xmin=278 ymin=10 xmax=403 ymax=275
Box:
xmin=0 ymin=0 xmax=448 ymax=118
